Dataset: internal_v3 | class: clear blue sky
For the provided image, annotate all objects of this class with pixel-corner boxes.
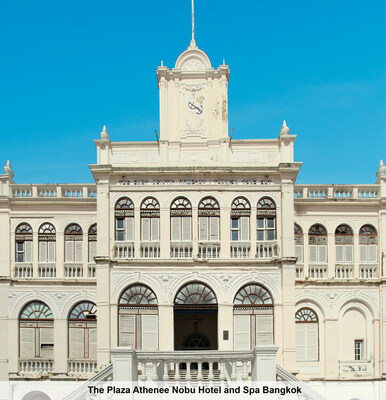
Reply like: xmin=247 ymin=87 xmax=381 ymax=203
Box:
xmin=0 ymin=0 xmax=384 ymax=184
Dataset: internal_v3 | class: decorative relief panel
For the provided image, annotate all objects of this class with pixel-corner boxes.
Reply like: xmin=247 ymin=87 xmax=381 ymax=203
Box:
xmin=8 ymin=291 xmax=30 ymax=316
xmin=181 ymin=152 xmax=208 ymax=164
xmin=112 ymin=273 xmax=134 ymax=293
xmin=147 ymin=273 xmax=185 ymax=300
xmin=208 ymin=273 xmax=245 ymax=299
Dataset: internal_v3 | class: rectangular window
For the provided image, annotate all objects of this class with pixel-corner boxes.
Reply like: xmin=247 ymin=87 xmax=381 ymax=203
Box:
xmin=17 ymin=242 xmax=24 ymax=262
xmin=231 ymin=218 xmax=239 ymax=241
xmin=199 ymin=217 xmax=220 ymax=241
xmin=257 ymin=217 xmax=275 ymax=241
xmin=116 ymin=218 xmax=125 ymax=241
xmin=355 ymin=340 xmax=363 ymax=361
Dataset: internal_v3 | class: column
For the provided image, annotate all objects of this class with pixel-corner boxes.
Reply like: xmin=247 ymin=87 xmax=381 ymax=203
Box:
xmin=0 ymin=282 xmax=10 ymax=379
xmin=217 ymin=304 xmax=233 ymax=351
xmin=54 ymin=318 xmax=67 ymax=373
xmin=158 ymin=305 xmax=174 ymax=350
xmin=221 ymin=207 xmax=230 ymax=259
xmin=324 ymin=318 xmax=339 ymax=378
xmin=159 ymin=207 xmax=169 ymax=259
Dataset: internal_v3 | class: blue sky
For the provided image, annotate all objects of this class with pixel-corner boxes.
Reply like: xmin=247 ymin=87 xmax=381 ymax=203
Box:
xmin=0 ymin=0 xmax=384 ymax=184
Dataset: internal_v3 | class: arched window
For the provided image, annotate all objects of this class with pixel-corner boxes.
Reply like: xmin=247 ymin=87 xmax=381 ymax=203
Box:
xmin=294 ymin=224 xmax=303 ymax=263
xmin=296 ymin=308 xmax=319 ymax=361
xmin=233 ymin=284 xmax=274 ymax=350
xmin=115 ymin=197 xmax=134 ymax=241
xmin=257 ymin=197 xmax=276 ymax=241
xmin=198 ymin=197 xmax=220 ymax=241
xmin=68 ymin=302 xmax=97 ymax=360
xmin=174 ymin=282 xmax=217 ymax=305
xmin=38 ymin=223 xmax=56 ymax=263
xmin=65 ymin=224 xmax=83 ymax=262
xmin=140 ymin=197 xmax=160 ymax=242
xmin=118 ymin=284 xmax=158 ymax=350
xmin=88 ymin=224 xmax=97 ymax=263
xmin=359 ymin=225 xmax=377 ymax=263
xmin=308 ymin=224 xmax=327 ymax=264
xmin=335 ymin=224 xmax=353 ymax=263
xmin=170 ymin=197 xmax=192 ymax=241
xmin=231 ymin=197 xmax=250 ymax=241
xmin=15 ymin=223 xmax=33 ymax=263
xmin=19 ymin=302 xmax=54 ymax=359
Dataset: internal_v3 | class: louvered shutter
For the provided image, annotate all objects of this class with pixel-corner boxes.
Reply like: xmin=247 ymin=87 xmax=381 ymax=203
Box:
xmin=40 ymin=327 xmax=54 ymax=358
xmin=89 ymin=241 xmax=97 ymax=263
xmin=318 ymin=245 xmax=327 ymax=263
xmin=126 ymin=217 xmax=134 ymax=241
xmin=119 ymin=315 xmax=135 ymax=347
xmin=359 ymin=245 xmax=367 ymax=262
xmin=345 ymin=245 xmax=354 ymax=263
xmin=75 ymin=241 xmax=82 ymax=262
xmin=151 ymin=218 xmax=159 ymax=241
xmin=141 ymin=218 xmax=150 ymax=241
xmin=69 ymin=327 xmax=85 ymax=358
xmin=309 ymin=245 xmax=317 ymax=262
xmin=296 ymin=324 xmax=306 ymax=361
xmin=369 ymin=245 xmax=377 ymax=262
xmin=210 ymin=217 xmax=220 ymax=241
xmin=48 ymin=241 xmax=55 ymax=262
xmin=24 ymin=241 xmax=32 ymax=263
xmin=240 ymin=217 xmax=249 ymax=241
xmin=171 ymin=217 xmax=180 ymax=241
xmin=89 ymin=327 xmax=97 ymax=359
xmin=39 ymin=242 xmax=47 ymax=262
xmin=141 ymin=315 xmax=158 ymax=350
xmin=199 ymin=217 xmax=208 ymax=241
xmin=295 ymin=245 xmax=303 ymax=263
xmin=234 ymin=315 xmax=250 ymax=350
xmin=257 ymin=315 xmax=273 ymax=345
xmin=65 ymin=241 xmax=74 ymax=262
xmin=182 ymin=217 xmax=191 ymax=241
xmin=306 ymin=323 xmax=318 ymax=361
xmin=20 ymin=328 xmax=35 ymax=358
xmin=335 ymin=245 xmax=343 ymax=262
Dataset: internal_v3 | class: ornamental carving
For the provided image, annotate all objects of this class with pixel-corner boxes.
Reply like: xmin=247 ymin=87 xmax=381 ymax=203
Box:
xmin=147 ymin=273 xmax=184 ymax=299
xmin=112 ymin=273 xmax=134 ymax=292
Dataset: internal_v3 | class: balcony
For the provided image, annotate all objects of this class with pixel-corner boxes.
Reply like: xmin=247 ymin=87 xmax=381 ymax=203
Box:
xmin=140 ymin=242 xmax=160 ymax=258
xmin=335 ymin=265 xmax=353 ymax=279
xmin=230 ymin=242 xmax=251 ymax=258
xmin=19 ymin=359 xmax=54 ymax=375
xmin=308 ymin=265 xmax=328 ymax=279
xmin=38 ymin=263 xmax=56 ymax=278
xmin=11 ymin=184 xmax=97 ymax=199
xmin=68 ymin=359 xmax=97 ymax=376
xmin=256 ymin=241 xmax=278 ymax=259
xmin=14 ymin=263 xmax=33 ymax=278
xmin=198 ymin=242 xmax=221 ymax=259
xmin=360 ymin=264 xmax=378 ymax=279
xmin=64 ymin=263 xmax=83 ymax=278
xmin=170 ymin=242 xmax=193 ymax=258
xmin=114 ymin=242 xmax=135 ymax=259
xmin=294 ymin=184 xmax=379 ymax=201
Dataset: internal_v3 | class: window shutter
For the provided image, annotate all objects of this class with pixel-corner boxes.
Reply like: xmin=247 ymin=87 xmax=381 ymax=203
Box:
xmin=240 ymin=217 xmax=249 ymax=241
xmin=335 ymin=245 xmax=343 ymax=262
xmin=75 ymin=241 xmax=83 ymax=262
xmin=369 ymin=245 xmax=377 ymax=262
xmin=119 ymin=314 xmax=135 ymax=347
xmin=359 ymin=245 xmax=367 ymax=262
xmin=345 ymin=245 xmax=353 ymax=263
xmin=39 ymin=242 xmax=47 ymax=262
xmin=210 ymin=217 xmax=220 ymax=241
xmin=171 ymin=217 xmax=180 ymax=241
xmin=295 ymin=245 xmax=303 ymax=263
xmin=296 ymin=324 xmax=306 ymax=361
xmin=309 ymin=245 xmax=317 ymax=262
xmin=40 ymin=327 xmax=54 ymax=358
xmin=257 ymin=315 xmax=273 ymax=345
xmin=65 ymin=241 xmax=74 ymax=262
xmin=24 ymin=241 xmax=32 ymax=263
xmin=199 ymin=217 xmax=208 ymax=241
xmin=20 ymin=327 xmax=35 ymax=358
xmin=141 ymin=315 xmax=158 ymax=350
xmin=151 ymin=218 xmax=159 ymax=241
xmin=141 ymin=218 xmax=150 ymax=241
xmin=182 ymin=217 xmax=191 ymax=241
xmin=126 ymin=217 xmax=134 ymax=241
xmin=234 ymin=315 xmax=250 ymax=350
xmin=89 ymin=327 xmax=97 ymax=360
xmin=69 ymin=327 xmax=85 ymax=359
xmin=306 ymin=323 xmax=318 ymax=361
xmin=48 ymin=241 xmax=55 ymax=262
xmin=318 ymin=245 xmax=327 ymax=263
xmin=89 ymin=241 xmax=97 ymax=263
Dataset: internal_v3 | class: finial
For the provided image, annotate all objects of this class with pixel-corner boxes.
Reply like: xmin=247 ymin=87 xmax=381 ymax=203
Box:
xmin=377 ymin=159 xmax=386 ymax=179
xmin=4 ymin=160 xmax=14 ymax=179
xmin=161 ymin=60 xmax=163 ymax=66
xmin=223 ymin=59 xmax=225 ymax=65
xmin=100 ymin=124 xmax=110 ymax=140
xmin=190 ymin=0 xmax=197 ymax=48
xmin=380 ymin=160 xmax=384 ymax=167
xmin=279 ymin=120 xmax=290 ymax=136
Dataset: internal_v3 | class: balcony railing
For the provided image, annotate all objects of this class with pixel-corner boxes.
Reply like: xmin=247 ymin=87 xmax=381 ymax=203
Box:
xmin=170 ymin=242 xmax=193 ymax=258
xmin=114 ymin=242 xmax=135 ymax=259
xmin=64 ymin=264 xmax=83 ymax=278
xmin=38 ymin=263 xmax=56 ymax=278
xmin=140 ymin=242 xmax=160 ymax=258
xmin=68 ymin=360 xmax=97 ymax=375
xmin=256 ymin=241 xmax=278 ymax=259
xmin=14 ymin=264 xmax=33 ymax=278
xmin=230 ymin=242 xmax=251 ymax=258
xmin=88 ymin=264 xmax=96 ymax=277
xmin=335 ymin=265 xmax=353 ymax=279
xmin=360 ymin=264 xmax=378 ymax=279
xmin=198 ymin=242 xmax=221 ymax=259
xmin=19 ymin=359 xmax=54 ymax=374
xmin=294 ymin=184 xmax=379 ymax=200
xmin=296 ymin=264 xmax=304 ymax=279
xmin=308 ymin=265 xmax=328 ymax=279
xmin=11 ymin=184 xmax=97 ymax=199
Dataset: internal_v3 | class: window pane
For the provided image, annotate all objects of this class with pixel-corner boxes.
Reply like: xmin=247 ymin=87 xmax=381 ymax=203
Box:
xmin=17 ymin=253 xmax=24 ymax=262
xmin=117 ymin=219 xmax=124 ymax=229
xmin=267 ymin=230 xmax=275 ymax=241
xmin=17 ymin=242 xmax=24 ymax=251
xmin=117 ymin=231 xmax=125 ymax=241
xmin=231 ymin=218 xmax=239 ymax=229
xmin=232 ymin=231 xmax=239 ymax=241
xmin=257 ymin=231 xmax=264 ymax=241
xmin=267 ymin=218 xmax=275 ymax=228
xmin=257 ymin=218 xmax=264 ymax=228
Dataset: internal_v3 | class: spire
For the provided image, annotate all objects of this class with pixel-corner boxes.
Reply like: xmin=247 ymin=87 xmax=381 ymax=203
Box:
xmin=189 ymin=0 xmax=197 ymax=48
xmin=100 ymin=124 xmax=110 ymax=141
xmin=279 ymin=120 xmax=290 ymax=136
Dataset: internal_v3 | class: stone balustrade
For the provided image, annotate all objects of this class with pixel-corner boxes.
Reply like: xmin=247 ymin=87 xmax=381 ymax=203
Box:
xmin=114 ymin=242 xmax=135 ymax=259
xmin=360 ymin=264 xmax=378 ymax=279
xmin=335 ymin=265 xmax=354 ymax=279
xmin=38 ymin=263 xmax=56 ymax=278
xmin=64 ymin=264 xmax=83 ymax=278
xmin=230 ymin=242 xmax=251 ymax=258
xmin=308 ymin=265 xmax=328 ymax=279
xmin=11 ymin=184 xmax=97 ymax=199
xmin=256 ymin=241 xmax=278 ymax=259
xmin=14 ymin=264 xmax=33 ymax=278
xmin=294 ymin=184 xmax=379 ymax=200
xmin=19 ymin=359 xmax=54 ymax=374
xmin=140 ymin=242 xmax=160 ymax=258
xmin=170 ymin=242 xmax=193 ymax=258
xmin=198 ymin=242 xmax=221 ymax=259
xmin=68 ymin=360 xmax=97 ymax=375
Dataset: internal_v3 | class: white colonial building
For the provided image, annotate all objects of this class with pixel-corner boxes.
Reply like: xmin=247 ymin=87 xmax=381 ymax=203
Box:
xmin=0 ymin=25 xmax=385 ymax=394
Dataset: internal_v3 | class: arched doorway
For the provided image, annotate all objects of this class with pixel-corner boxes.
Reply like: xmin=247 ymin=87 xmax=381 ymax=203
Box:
xmin=174 ymin=282 xmax=218 ymax=350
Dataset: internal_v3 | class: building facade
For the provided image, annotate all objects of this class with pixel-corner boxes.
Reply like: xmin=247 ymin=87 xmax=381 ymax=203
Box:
xmin=0 ymin=37 xmax=385 ymax=386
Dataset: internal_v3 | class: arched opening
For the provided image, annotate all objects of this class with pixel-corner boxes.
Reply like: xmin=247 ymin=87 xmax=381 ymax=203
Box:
xmin=174 ymin=282 xmax=218 ymax=350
